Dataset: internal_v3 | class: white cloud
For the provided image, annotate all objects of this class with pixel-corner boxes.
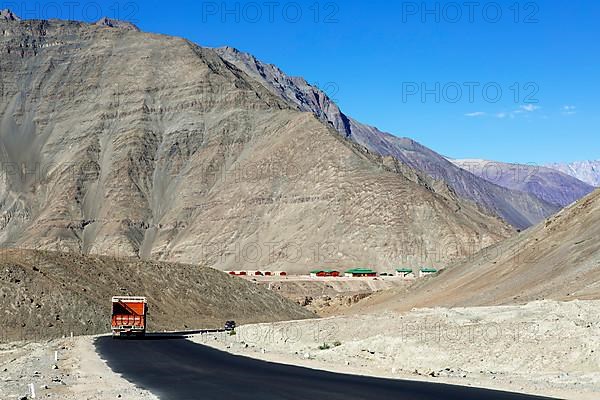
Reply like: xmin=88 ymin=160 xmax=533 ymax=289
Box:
xmin=562 ymin=105 xmax=577 ymax=115
xmin=465 ymin=105 xmax=543 ymax=120
xmin=520 ymin=104 xmax=540 ymax=112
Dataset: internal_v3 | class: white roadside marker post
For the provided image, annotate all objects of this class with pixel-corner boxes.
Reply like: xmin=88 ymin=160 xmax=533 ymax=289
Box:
xmin=54 ymin=350 xmax=58 ymax=362
xmin=29 ymin=383 xmax=36 ymax=398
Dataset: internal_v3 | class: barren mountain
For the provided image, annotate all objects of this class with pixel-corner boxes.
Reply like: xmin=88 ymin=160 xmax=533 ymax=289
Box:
xmin=0 ymin=15 xmax=512 ymax=273
xmin=94 ymin=17 xmax=140 ymax=31
xmin=353 ymin=188 xmax=600 ymax=312
xmin=451 ymin=159 xmax=595 ymax=207
xmin=0 ymin=8 xmax=19 ymax=21
xmin=216 ymin=46 xmax=560 ymax=229
xmin=546 ymin=160 xmax=600 ymax=187
xmin=0 ymin=249 xmax=315 ymax=342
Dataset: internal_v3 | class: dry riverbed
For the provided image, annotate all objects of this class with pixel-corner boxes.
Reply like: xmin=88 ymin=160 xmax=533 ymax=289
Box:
xmin=193 ymin=300 xmax=600 ymax=400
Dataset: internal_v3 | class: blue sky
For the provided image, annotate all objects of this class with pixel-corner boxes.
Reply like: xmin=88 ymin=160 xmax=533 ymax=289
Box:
xmin=9 ymin=0 xmax=599 ymax=163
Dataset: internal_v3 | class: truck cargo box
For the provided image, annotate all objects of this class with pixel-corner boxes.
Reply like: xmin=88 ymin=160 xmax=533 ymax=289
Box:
xmin=111 ymin=296 xmax=147 ymax=337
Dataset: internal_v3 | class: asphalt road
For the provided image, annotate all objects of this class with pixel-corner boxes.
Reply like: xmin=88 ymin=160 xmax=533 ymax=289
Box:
xmin=95 ymin=335 xmax=559 ymax=400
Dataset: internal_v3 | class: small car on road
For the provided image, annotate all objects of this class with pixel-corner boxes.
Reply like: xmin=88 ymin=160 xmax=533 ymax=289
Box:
xmin=224 ymin=320 xmax=236 ymax=331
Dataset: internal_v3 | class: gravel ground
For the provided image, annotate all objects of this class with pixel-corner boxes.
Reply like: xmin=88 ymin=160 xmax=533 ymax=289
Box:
xmin=0 ymin=335 xmax=156 ymax=400
xmin=193 ymin=300 xmax=600 ymax=400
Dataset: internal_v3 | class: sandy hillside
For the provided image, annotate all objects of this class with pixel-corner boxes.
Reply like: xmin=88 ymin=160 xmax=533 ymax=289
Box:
xmin=196 ymin=300 xmax=600 ymax=400
xmin=352 ymin=189 xmax=600 ymax=313
xmin=0 ymin=249 xmax=315 ymax=342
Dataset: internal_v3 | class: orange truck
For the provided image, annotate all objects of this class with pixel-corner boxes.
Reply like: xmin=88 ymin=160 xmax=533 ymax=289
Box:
xmin=111 ymin=296 xmax=147 ymax=337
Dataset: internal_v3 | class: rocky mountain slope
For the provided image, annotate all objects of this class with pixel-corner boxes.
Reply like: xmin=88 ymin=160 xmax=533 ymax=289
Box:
xmin=216 ymin=47 xmax=560 ymax=229
xmin=0 ymin=8 xmax=19 ymax=21
xmin=546 ymin=160 xmax=600 ymax=187
xmin=0 ymin=249 xmax=316 ymax=341
xmin=353 ymin=188 xmax=600 ymax=312
xmin=451 ymin=159 xmax=595 ymax=207
xmin=0 ymin=15 xmax=512 ymax=272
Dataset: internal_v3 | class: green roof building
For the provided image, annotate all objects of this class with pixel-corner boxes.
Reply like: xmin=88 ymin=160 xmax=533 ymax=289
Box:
xmin=345 ymin=268 xmax=377 ymax=277
xmin=419 ymin=267 xmax=439 ymax=277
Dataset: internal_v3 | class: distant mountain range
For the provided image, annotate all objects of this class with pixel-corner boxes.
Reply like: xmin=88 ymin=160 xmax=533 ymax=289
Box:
xmin=450 ymin=159 xmax=595 ymax=207
xmin=216 ymin=47 xmax=562 ymax=230
xmin=545 ymin=161 xmax=600 ymax=187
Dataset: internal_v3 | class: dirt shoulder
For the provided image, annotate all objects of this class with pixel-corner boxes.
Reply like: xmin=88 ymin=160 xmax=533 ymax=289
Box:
xmin=0 ymin=335 xmax=156 ymax=400
xmin=192 ymin=300 xmax=600 ymax=400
